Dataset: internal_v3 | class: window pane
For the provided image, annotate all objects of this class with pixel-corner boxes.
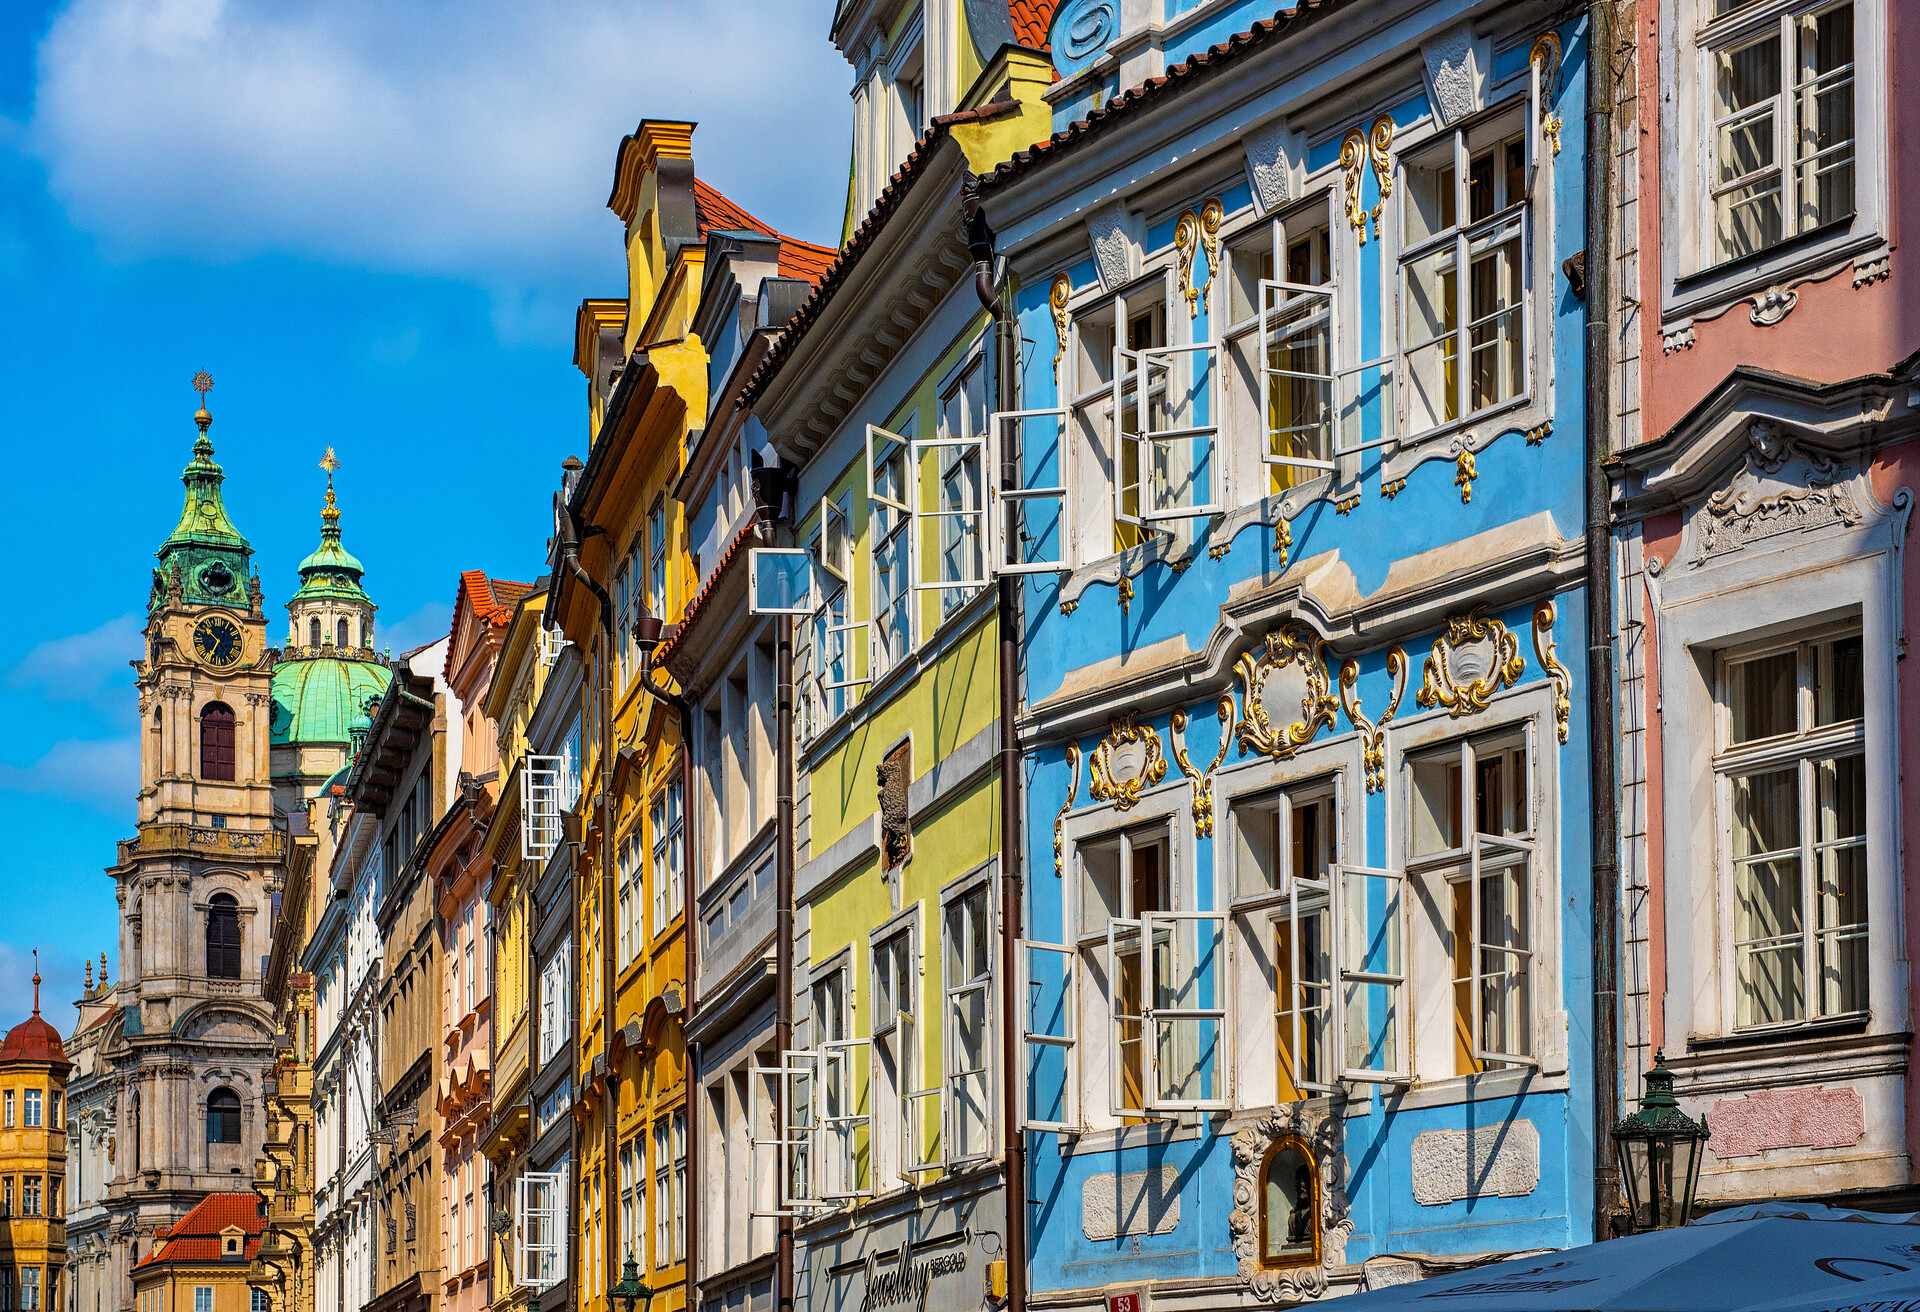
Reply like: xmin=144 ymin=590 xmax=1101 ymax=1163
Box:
xmin=1408 ymin=749 xmax=1462 ymax=857
xmin=1402 ymin=246 xmax=1458 ymax=430
xmin=1403 ymin=152 xmax=1455 ymax=247
xmin=1292 ymin=794 xmax=1335 ymax=886
xmin=1236 ymin=799 xmax=1284 ymax=900
xmin=1815 ymin=633 xmax=1864 ymax=724
xmin=1736 ymin=855 xmax=1805 ymax=1027
xmin=1227 ymin=228 xmax=1273 ymax=325
xmin=1714 ymin=33 xmax=1784 ymax=258
xmin=1815 ymin=753 xmax=1868 ymax=1015
xmin=1732 ymin=767 xmax=1800 ymax=856
xmin=1728 ymin=649 xmax=1797 ymax=743
xmin=1275 ymin=910 xmax=1331 ymax=1099
xmin=1467 ymin=229 xmax=1524 ymax=410
xmin=1797 ymin=4 xmax=1855 ymax=230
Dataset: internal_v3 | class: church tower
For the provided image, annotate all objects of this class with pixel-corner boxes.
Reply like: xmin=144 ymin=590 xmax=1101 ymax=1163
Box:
xmin=100 ymin=378 xmax=279 ymax=1308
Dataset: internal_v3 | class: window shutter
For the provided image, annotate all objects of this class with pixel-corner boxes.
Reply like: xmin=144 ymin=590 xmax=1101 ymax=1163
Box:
xmin=521 ymin=757 xmax=563 ymax=861
xmin=1335 ymin=864 xmax=1411 ymax=1085
xmin=989 ymin=406 xmax=1071 ymax=574
xmin=1018 ymin=939 xmax=1077 ymax=1133
xmin=1136 ymin=341 xmax=1224 ymax=522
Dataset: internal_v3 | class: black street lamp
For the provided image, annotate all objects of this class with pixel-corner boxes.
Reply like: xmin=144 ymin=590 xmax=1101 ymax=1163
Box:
xmin=611 ymin=1255 xmax=653 ymax=1312
xmin=1613 ymin=1051 xmax=1710 ymax=1234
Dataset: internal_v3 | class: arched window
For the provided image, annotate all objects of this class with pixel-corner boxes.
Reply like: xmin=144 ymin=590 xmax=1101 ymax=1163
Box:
xmin=199 ymin=703 xmax=235 ymax=782
xmin=1258 ymin=1138 xmax=1319 ymax=1269
xmin=206 ymin=1087 xmax=241 ymax=1145
xmin=337 ymin=618 xmax=351 ymax=648
xmin=309 ymin=617 xmax=322 ymax=648
xmin=206 ymin=894 xmax=241 ymax=980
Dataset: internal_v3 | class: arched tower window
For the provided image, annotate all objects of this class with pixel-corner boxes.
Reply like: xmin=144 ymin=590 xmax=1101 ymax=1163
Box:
xmin=1258 ymin=1138 xmax=1320 ymax=1269
xmin=206 ymin=894 xmax=241 ymax=980
xmin=206 ymin=1087 xmax=241 ymax=1145
xmin=199 ymin=703 xmax=235 ymax=782
xmin=337 ymin=618 xmax=351 ymax=648
xmin=309 ymin=617 xmax=322 ymax=648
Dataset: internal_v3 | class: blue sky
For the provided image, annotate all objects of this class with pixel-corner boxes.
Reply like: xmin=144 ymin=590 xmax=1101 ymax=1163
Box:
xmin=0 ymin=0 xmax=848 ymax=1032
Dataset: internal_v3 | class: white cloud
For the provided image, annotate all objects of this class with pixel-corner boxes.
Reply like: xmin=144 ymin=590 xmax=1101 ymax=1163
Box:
xmin=0 ymin=736 xmax=139 ymax=810
xmin=29 ymin=0 xmax=849 ymax=297
xmin=9 ymin=612 xmax=141 ymax=707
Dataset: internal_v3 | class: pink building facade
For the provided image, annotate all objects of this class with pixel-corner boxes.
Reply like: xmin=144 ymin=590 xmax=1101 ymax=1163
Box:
xmin=429 ymin=576 xmax=528 ymax=1312
xmin=1607 ymin=0 xmax=1920 ymax=1209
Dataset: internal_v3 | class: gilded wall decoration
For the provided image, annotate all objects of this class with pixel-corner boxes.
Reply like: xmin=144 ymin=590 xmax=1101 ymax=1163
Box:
xmin=1340 ymin=128 xmax=1369 ymax=244
xmin=1274 ymin=518 xmax=1292 ymax=568
xmin=1235 ymin=626 xmax=1339 ymax=760
xmin=1416 ymin=611 xmax=1526 ymax=718
xmin=1174 ymin=198 xmax=1224 ymax=319
xmin=1367 ymin=116 xmax=1395 ymax=239
xmin=1338 ymin=648 xmax=1408 ymax=793
xmin=1050 ymin=273 xmax=1072 ymax=372
xmin=1088 ymin=714 xmax=1167 ymax=811
xmin=1117 ymin=574 xmax=1135 ymax=615
xmin=1228 ymin=1107 xmax=1353 ymax=1302
xmin=1532 ymin=603 xmax=1572 ymax=745
xmin=1334 ymin=489 xmax=1362 ymax=514
xmin=1052 ymin=743 xmax=1081 ymax=875
xmin=1525 ymin=419 xmax=1553 ymax=445
xmin=1455 ymin=449 xmax=1478 ymax=503
xmin=1529 ymin=32 xmax=1563 ymax=157
xmin=1170 ymin=694 xmax=1234 ymax=837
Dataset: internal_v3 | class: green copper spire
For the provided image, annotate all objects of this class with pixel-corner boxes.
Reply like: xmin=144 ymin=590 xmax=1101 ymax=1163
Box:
xmin=153 ymin=373 xmax=255 ymax=611
xmin=292 ymin=447 xmax=371 ymax=606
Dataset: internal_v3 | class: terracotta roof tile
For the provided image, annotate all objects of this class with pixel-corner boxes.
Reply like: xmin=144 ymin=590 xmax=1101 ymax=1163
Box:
xmin=983 ymin=0 xmax=1350 ymax=190
xmin=1009 ymin=0 xmax=1059 ymax=48
xmin=0 ymin=1013 xmax=66 ymax=1066
xmin=134 ymin=1192 xmax=266 ymax=1269
xmin=696 ymin=179 xmax=837 ymax=288
xmin=656 ymin=512 xmax=759 ymax=668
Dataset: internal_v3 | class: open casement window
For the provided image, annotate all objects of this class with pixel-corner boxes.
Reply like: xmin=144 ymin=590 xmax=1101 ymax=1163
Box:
xmin=1718 ymin=629 xmax=1868 ymax=1031
xmin=989 ymin=405 xmax=1070 ymax=574
xmin=871 ymin=924 xmax=928 ymax=1189
xmin=915 ymin=351 xmax=991 ymax=609
xmin=513 ymin=1171 xmax=565 ymax=1291
xmin=1018 ymin=938 xmax=1078 ymax=1133
xmin=1336 ymin=865 xmax=1410 ymax=1085
xmin=1259 ymin=281 xmax=1396 ymax=476
xmin=1117 ymin=339 xmax=1222 ymax=522
xmin=1456 ymin=834 xmax=1537 ymax=1068
xmin=752 ymin=1052 xmax=823 ymax=1215
xmin=866 ymin=425 xmax=914 ymax=677
xmin=1278 ymin=874 xmax=1337 ymax=1097
xmin=1407 ymin=727 xmax=1538 ymax=1074
xmin=818 ymin=1035 xmax=871 ymax=1200
xmin=1399 ymin=104 xmax=1535 ymax=439
xmin=898 ymin=1007 xmax=943 ymax=1182
xmin=1103 ymin=912 xmax=1228 ymax=1116
xmin=942 ymin=881 xmax=995 ymax=1167
xmin=810 ymin=496 xmax=865 ymax=712
xmin=1705 ymin=1 xmax=1856 ymax=265
xmin=1084 ymin=286 xmax=1172 ymax=548
xmin=520 ymin=756 xmax=563 ymax=861
xmin=747 ymin=549 xmax=813 ymax=617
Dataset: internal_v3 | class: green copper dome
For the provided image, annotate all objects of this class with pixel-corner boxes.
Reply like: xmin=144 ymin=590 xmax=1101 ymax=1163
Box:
xmin=291 ymin=458 xmax=371 ymax=607
xmin=271 ymin=658 xmax=392 ymax=748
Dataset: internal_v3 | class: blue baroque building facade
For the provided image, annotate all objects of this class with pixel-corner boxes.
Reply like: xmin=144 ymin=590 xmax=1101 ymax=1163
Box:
xmin=978 ymin=0 xmax=1598 ymax=1301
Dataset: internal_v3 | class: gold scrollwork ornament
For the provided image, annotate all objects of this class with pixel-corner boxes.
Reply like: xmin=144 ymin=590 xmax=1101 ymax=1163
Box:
xmin=1050 ymin=273 xmax=1072 ymax=373
xmin=1367 ymin=115 xmax=1395 ymax=240
xmin=1416 ymin=611 xmax=1526 ymax=718
xmin=1088 ymin=714 xmax=1168 ymax=811
xmin=1170 ymin=695 xmax=1235 ymax=837
xmin=1235 ymin=626 xmax=1340 ymax=759
xmin=1530 ymin=32 xmax=1564 ymax=157
xmin=1340 ymin=129 xmax=1369 ymax=244
xmin=1052 ymin=743 xmax=1082 ymax=875
xmin=1338 ymin=648 xmax=1408 ymax=793
xmin=1533 ymin=602 xmax=1573 ymax=744
xmin=1174 ymin=198 xmax=1225 ymax=319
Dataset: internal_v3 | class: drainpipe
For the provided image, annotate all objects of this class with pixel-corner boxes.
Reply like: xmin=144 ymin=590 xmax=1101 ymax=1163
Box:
xmin=965 ymin=179 xmax=1027 ymax=1312
xmin=681 ymin=731 xmax=697 ymax=1312
xmin=774 ymin=609 xmax=795 ymax=1312
xmin=556 ymin=496 xmax=618 ymax=1302
xmin=1584 ymin=0 xmax=1623 ymax=1240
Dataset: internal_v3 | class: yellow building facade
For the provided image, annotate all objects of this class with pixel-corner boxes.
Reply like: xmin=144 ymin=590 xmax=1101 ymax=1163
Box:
xmin=0 ymin=972 xmax=69 ymax=1312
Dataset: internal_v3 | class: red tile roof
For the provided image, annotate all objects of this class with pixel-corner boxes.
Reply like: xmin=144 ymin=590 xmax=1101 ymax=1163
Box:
xmin=456 ymin=572 xmax=534 ymax=627
xmin=695 ymin=178 xmax=836 ymax=289
xmin=1009 ymin=0 xmax=1059 ymax=48
xmin=655 ymin=512 xmax=759 ymax=669
xmin=0 ymin=1013 xmax=66 ymax=1066
xmin=983 ymin=0 xmax=1349 ymax=190
xmin=135 ymin=1193 xmax=266 ymax=1269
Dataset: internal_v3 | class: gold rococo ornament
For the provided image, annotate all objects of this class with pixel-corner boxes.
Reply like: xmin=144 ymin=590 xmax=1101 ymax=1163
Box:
xmin=1088 ymin=713 xmax=1168 ymax=811
xmin=1170 ymin=694 xmax=1235 ymax=837
xmin=1235 ymin=625 xmax=1339 ymax=759
xmin=1415 ymin=610 xmax=1526 ymax=718
xmin=1338 ymin=648 xmax=1408 ymax=793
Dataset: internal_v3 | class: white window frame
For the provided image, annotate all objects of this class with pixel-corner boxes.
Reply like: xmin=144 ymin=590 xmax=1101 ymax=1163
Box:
xmin=1713 ymin=626 xmax=1868 ymax=1033
xmin=866 ymin=423 xmax=915 ymax=678
xmin=1018 ymin=936 xmax=1078 ymax=1133
xmin=1061 ymin=271 xmax=1178 ymax=558
xmin=813 ymin=960 xmax=870 ymax=1202
xmin=1391 ymin=686 xmax=1566 ymax=1087
xmin=989 ymin=403 xmax=1070 ymax=575
xmin=1661 ymin=0 xmax=1884 ymax=322
xmin=918 ymin=347 xmax=991 ymax=609
xmin=520 ymin=756 xmax=564 ymax=862
xmin=513 ymin=1170 xmax=566 ymax=1291
xmin=616 ymin=826 xmax=643 ymax=970
xmin=1395 ymin=101 xmax=1537 ymax=445
xmin=940 ymin=868 xmax=997 ymax=1168
xmin=869 ymin=911 xmax=934 ymax=1190
xmin=650 ymin=777 xmax=685 ymax=936
xmin=752 ymin=1049 xmax=823 ymax=1216
xmin=746 ymin=548 xmax=813 ymax=617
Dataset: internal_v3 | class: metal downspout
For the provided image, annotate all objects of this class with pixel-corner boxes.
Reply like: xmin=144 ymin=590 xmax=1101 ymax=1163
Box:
xmin=774 ymin=610 xmax=795 ymax=1312
xmin=1584 ymin=0 xmax=1623 ymax=1239
xmin=968 ymin=185 xmax=1027 ymax=1312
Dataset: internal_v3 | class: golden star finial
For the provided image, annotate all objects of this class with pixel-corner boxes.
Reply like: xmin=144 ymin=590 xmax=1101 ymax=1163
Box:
xmin=192 ymin=371 xmax=215 ymax=432
xmin=320 ymin=447 xmax=339 ymax=478
xmin=320 ymin=447 xmax=341 ymax=522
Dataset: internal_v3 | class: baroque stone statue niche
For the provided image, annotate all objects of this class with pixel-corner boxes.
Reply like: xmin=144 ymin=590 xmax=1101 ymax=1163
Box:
xmin=1228 ymin=1105 xmax=1353 ymax=1301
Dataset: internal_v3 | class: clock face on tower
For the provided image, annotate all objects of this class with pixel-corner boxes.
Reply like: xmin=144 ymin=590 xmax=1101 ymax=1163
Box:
xmin=192 ymin=616 xmax=244 ymax=668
